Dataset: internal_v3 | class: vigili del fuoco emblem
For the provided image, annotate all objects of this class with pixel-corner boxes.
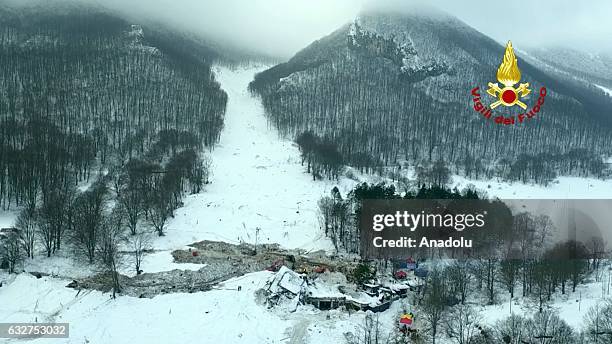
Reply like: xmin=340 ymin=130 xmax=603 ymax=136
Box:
xmin=471 ymin=41 xmax=547 ymax=125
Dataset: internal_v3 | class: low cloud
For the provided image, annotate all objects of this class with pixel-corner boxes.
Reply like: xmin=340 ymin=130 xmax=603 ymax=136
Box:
xmin=97 ymin=0 xmax=362 ymax=59
xmin=8 ymin=0 xmax=612 ymax=57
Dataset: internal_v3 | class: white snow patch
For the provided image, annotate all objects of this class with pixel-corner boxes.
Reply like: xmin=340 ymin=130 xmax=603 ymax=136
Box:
xmin=453 ymin=175 xmax=612 ymax=199
xmin=23 ymin=253 xmax=96 ymax=279
xmin=118 ymin=250 xmax=205 ymax=277
xmin=0 ymin=209 xmax=18 ymax=229
xmin=596 ymin=84 xmax=612 ymax=97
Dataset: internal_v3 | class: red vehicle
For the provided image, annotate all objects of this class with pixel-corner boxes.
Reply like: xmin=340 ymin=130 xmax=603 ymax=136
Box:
xmin=394 ymin=270 xmax=408 ymax=280
xmin=313 ymin=265 xmax=327 ymax=273
xmin=267 ymin=259 xmax=285 ymax=272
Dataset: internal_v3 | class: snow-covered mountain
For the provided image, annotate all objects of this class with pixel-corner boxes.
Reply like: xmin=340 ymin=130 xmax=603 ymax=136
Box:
xmin=1 ymin=3 xmax=612 ymax=344
xmin=525 ymin=47 xmax=612 ymax=90
xmin=251 ymin=6 xmax=612 ymax=185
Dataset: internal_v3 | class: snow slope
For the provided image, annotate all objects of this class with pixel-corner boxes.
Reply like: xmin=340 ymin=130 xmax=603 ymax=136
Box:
xmin=153 ymin=65 xmax=357 ymax=253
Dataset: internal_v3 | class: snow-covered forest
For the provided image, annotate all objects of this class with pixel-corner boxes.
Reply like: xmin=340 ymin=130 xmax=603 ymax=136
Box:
xmin=1 ymin=2 xmax=612 ymax=344
xmin=251 ymin=12 xmax=612 ymax=185
xmin=0 ymin=6 xmax=228 ymax=273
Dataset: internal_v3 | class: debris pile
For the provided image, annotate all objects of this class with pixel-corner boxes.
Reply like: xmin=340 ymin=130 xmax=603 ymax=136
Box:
xmin=260 ymin=264 xmax=423 ymax=314
xmin=261 ymin=266 xmax=306 ymax=312
xmin=70 ymin=266 xmax=242 ymax=298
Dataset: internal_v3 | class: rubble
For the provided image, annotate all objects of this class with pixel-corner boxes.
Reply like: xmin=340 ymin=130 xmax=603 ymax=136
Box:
xmin=269 ymin=266 xmax=305 ymax=295
xmin=67 ymin=239 xmax=419 ymax=310
xmin=71 ymin=268 xmax=235 ymax=298
xmin=260 ymin=264 xmax=422 ymax=314
xmin=68 ymin=240 xmax=339 ymax=298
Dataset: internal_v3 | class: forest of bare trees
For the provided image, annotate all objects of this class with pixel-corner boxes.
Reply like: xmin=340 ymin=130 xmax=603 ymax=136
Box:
xmin=0 ymin=7 xmax=227 ymax=295
xmin=0 ymin=10 xmax=226 ymax=209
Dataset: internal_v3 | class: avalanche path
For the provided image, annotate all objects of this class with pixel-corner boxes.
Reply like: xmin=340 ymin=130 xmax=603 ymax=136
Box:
xmin=154 ymin=65 xmax=345 ymax=252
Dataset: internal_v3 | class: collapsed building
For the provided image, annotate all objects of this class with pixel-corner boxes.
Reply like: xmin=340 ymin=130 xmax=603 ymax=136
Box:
xmin=260 ymin=264 xmax=424 ymax=313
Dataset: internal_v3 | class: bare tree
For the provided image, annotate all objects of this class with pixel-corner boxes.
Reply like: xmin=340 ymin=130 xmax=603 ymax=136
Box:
xmin=480 ymin=258 xmax=498 ymax=305
xmin=97 ymin=211 xmax=125 ymax=298
xmin=416 ymin=160 xmax=451 ymax=188
xmin=527 ymin=311 xmax=575 ymax=344
xmin=72 ymin=181 xmax=107 ymax=263
xmin=420 ymin=269 xmax=448 ymax=344
xmin=146 ymin=176 xmax=173 ymax=237
xmin=445 ymin=304 xmax=483 ymax=344
xmin=318 ymin=196 xmax=334 ymax=237
xmin=16 ymin=208 xmax=37 ymax=259
xmin=430 ymin=160 xmax=451 ymax=187
xmin=119 ymin=187 xmax=142 ymax=236
xmin=318 ymin=188 xmax=352 ymax=252
xmin=37 ymin=185 xmax=75 ymax=257
xmin=201 ymin=155 xmax=212 ymax=185
xmin=534 ymin=215 xmax=555 ymax=249
xmin=513 ymin=213 xmax=539 ymax=297
xmin=583 ymin=300 xmax=612 ymax=344
xmin=448 ymin=260 xmax=472 ymax=305
xmin=126 ymin=230 xmax=151 ymax=275
xmin=500 ymin=254 xmax=521 ymax=299
xmin=586 ymin=236 xmax=606 ymax=273
xmin=493 ymin=315 xmax=528 ymax=344
xmin=565 ymin=241 xmax=589 ymax=293
xmin=346 ymin=312 xmax=388 ymax=344
xmin=531 ymin=260 xmax=552 ymax=313
xmin=1 ymin=230 xmax=23 ymax=273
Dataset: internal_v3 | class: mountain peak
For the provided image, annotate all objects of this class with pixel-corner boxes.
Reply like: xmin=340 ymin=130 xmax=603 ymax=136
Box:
xmin=360 ymin=1 xmax=453 ymax=21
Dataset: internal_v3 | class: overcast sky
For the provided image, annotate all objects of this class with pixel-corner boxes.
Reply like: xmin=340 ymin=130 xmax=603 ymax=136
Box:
xmin=91 ymin=0 xmax=612 ymax=58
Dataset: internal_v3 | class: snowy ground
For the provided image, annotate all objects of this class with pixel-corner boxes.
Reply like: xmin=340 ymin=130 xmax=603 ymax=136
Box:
xmin=134 ymin=64 xmax=365 ymax=275
xmin=476 ymin=276 xmax=610 ymax=332
xmin=453 ymin=175 xmax=612 ymax=199
xmin=0 ymin=272 xmax=290 ymax=344
xmin=2 ymin=269 xmax=608 ymax=343
xmin=1 ymin=270 xmax=399 ymax=344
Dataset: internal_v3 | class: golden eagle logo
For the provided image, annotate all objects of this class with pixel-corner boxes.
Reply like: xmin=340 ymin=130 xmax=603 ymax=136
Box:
xmin=486 ymin=41 xmax=531 ymax=110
